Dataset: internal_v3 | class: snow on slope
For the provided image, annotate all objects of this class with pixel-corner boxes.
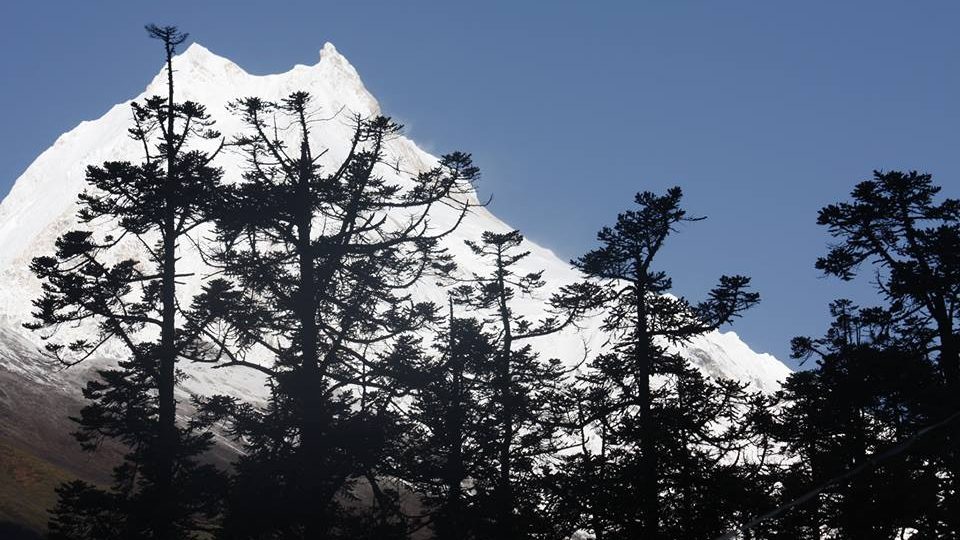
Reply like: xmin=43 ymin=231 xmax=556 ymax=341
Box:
xmin=0 ymin=42 xmax=791 ymax=402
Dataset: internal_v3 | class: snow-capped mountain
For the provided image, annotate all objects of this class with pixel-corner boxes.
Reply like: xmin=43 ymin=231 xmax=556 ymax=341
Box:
xmin=0 ymin=42 xmax=790 ymax=421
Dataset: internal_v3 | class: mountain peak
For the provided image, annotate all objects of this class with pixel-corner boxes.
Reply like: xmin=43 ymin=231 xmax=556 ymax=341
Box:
xmin=319 ymin=42 xmax=340 ymax=61
xmin=139 ymin=42 xmax=246 ymax=94
xmin=181 ymin=42 xmax=213 ymax=57
xmin=0 ymin=43 xmax=790 ymax=435
xmin=317 ymin=41 xmax=358 ymax=78
xmin=175 ymin=42 xmax=241 ymax=71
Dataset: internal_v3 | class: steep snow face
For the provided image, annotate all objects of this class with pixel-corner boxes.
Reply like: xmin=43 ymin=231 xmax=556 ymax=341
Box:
xmin=0 ymin=42 xmax=791 ymax=401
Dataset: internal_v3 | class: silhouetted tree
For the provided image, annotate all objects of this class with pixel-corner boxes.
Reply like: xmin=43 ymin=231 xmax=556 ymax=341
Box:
xmin=558 ymin=187 xmax=761 ymax=539
xmin=813 ymin=170 xmax=960 ymax=536
xmin=761 ymin=300 xmax=942 ymax=539
xmin=190 ymin=92 xmax=478 ymax=538
xmin=723 ymin=173 xmax=960 ymax=539
xmin=816 ymin=170 xmax=959 ymax=390
xmin=397 ymin=301 xmax=498 ymax=540
xmin=29 ymin=25 xmax=226 ymax=539
xmin=460 ymin=230 xmax=584 ymax=539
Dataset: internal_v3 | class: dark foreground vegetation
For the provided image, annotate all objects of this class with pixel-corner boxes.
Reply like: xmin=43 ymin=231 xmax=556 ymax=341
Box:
xmin=12 ymin=25 xmax=960 ymax=540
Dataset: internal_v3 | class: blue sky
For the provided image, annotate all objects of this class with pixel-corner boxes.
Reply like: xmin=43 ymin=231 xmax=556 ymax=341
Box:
xmin=2 ymin=1 xmax=958 ymax=369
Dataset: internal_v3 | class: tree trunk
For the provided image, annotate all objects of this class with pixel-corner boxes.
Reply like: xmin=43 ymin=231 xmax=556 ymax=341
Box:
xmin=155 ymin=39 xmax=178 ymax=540
xmin=807 ymin=455 xmax=821 ymax=540
xmin=292 ymin=135 xmax=330 ymax=539
xmin=579 ymin=402 xmax=605 ymax=540
xmin=495 ymin=251 xmax=516 ymax=540
xmin=441 ymin=302 xmax=466 ymax=540
xmin=634 ymin=279 xmax=659 ymax=540
xmin=936 ymin=321 xmax=959 ymax=392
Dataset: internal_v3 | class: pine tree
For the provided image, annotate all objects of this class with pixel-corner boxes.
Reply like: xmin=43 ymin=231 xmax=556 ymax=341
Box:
xmin=460 ymin=230 xmax=584 ymax=539
xmin=389 ymin=227 xmax=591 ymax=540
xmin=814 ymin=170 xmax=960 ymax=536
xmin=768 ymin=300 xmax=942 ymax=539
xmin=559 ymin=187 xmax=761 ymax=539
xmin=189 ymin=92 xmax=478 ymax=538
xmin=816 ymin=170 xmax=960 ymax=390
xmin=398 ymin=300 xmax=498 ymax=540
xmin=29 ymin=25 xmax=226 ymax=539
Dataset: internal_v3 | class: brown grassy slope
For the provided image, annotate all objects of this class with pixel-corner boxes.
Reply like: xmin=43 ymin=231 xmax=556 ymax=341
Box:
xmin=0 ymin=438 xmax=76 ymax=533
xmin=0 ymin=342 xmax=118 ymax=535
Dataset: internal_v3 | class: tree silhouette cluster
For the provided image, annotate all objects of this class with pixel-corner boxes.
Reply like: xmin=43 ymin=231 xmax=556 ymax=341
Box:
xmin=22 ymin=26 xmax=960 ymax=540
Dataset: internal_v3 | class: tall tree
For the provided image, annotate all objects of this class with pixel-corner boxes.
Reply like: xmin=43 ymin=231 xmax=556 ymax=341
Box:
xmin=190 ymin=92 xmax=478 ymax=538
xmin=398 ymin=299 xmax=498 ymax=540
xmin=815 ymin=170 xmax=960 ymax=536
xmin=29 ymin=25 xmax=226 ymax=539
xmin=763 ymin=300 xmax=943 ymax=539
xmin=461 ymin=230 xmax=582 ymax=539
xmin=561 ymin=187 xmax=761 ymax=539
xmin=816 ymin=170 xmax=960 ymax=389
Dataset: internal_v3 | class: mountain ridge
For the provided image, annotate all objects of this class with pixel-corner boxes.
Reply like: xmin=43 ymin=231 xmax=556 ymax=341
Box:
xmin=0 ymin=41 xmax=790 ymax=407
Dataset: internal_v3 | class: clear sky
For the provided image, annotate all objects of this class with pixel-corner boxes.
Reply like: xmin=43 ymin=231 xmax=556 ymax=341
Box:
xmin=2 ymin=1 xmax=958 ymax=369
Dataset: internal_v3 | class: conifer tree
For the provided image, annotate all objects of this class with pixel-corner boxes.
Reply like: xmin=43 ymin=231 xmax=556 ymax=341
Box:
xmin=813 ymin=171 xmax=960 ymax=536
xmin=559 ymin=187 xmax=761 ymax=539
xmin=29 ymin=25 xmax=226 ymax=539
xmin=398 ymin=300 xmax=498 ymax=540
xmin=816 ymin=170 xmax=960 ymax=390
xmin=728 ymin=173 xmax=959 ymax=539
xmin=460 ymin=230 xmax=582 ymax=539
xmin=761 ymin=300 xmax=941 ymax=539
xmin=190 ymin=92 xmax=478 ymax=538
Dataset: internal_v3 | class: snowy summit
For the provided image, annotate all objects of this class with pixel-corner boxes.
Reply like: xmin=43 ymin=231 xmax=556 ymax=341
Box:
xmin=0 ymin=42 xmax=791 ymax=403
